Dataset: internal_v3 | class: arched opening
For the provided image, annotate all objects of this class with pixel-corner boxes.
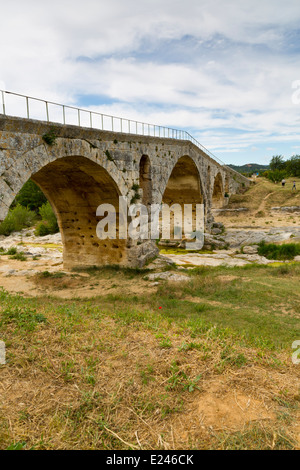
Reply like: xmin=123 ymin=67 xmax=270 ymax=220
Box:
xmin=212 ymin=172 xmax=224 ymax=208
xmin=161 ymin=156 xmax=203 ymax=243
xmin=139 ymin=155 xmax=152 ymax=206
xmin=31 ymin=155 xmax=126 ymax=269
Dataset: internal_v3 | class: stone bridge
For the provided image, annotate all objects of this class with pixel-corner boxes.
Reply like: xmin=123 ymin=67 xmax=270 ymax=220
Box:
xmin=0 ymin=114 xmax=250 ymax=268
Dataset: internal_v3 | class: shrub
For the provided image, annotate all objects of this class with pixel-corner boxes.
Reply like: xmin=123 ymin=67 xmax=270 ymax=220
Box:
xmin=6 ymin=247 xmax=17 ymax=255
xmin=257 ymin=241 xmax=300 ymax=260
xmin=35 ymin=221 xmax=52 ymax=237
xmin=42 ymin=128 xmax=57 ymax=146
xmin=34 ymin=202 xmax=59 ymax=236
xmin=0 ymin=204 xmax=36 ymax=236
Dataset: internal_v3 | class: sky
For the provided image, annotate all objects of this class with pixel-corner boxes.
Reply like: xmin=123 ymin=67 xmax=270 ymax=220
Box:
xmin=0 ymin=0 xmax=300 ymax=165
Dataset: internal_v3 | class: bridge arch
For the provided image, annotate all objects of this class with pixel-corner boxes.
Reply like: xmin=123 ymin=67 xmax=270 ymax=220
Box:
xmin=31 ymin=155 xmax=128 ymax=268
xmin=139 ymin=155 xmax=152 ymax=206
xmin=161 ymin=155 xmax=204 ymax=241
xmin=212 ymin=172 xmax=224 ymax=208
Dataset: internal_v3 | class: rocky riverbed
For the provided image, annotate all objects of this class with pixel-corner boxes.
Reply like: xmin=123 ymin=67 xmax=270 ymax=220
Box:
xmin=0 ymin=222 xmax=299 ymax=291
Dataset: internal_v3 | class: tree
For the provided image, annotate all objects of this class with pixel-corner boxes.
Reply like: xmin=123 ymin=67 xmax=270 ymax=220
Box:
xmin=12 ymin=180 xmax=47 ymax=213
xmin=269 ymin=155 xmax=286 ymax=171
xmin=286 ymin=155 xmax=300 ymax=177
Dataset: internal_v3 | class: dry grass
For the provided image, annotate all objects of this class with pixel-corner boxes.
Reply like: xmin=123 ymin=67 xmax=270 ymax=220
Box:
xmin=216 ymin=177 xmax=300 ymax=228
xmin=0 ymin=272 xmax=299 ymax=450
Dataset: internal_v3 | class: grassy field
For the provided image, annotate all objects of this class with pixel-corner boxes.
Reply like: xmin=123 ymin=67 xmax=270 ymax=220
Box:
xmin=216 ymin=176 xmax=300 ymax=229
xmin=0 ymin=262 xmax=300 ymax=450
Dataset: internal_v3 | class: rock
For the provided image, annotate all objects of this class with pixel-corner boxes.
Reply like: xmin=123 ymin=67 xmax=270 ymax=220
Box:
xmin=158 ymin=240 xmax=180 ymax=248
xmin=204 ymin=234 xmax=228 ymax=249
xmin=294 ymin=256 xmax=300 ymax=262
xmin=271 ymin=206 xmax=300 ymax=213
xmin=212 ymin=208 xmax=249 ymax=213
xmin=212 ymin=222 xmax=224 ymax=229
xmin=235 ymin=254 xmax=283 ymax=264
xmin=242 ymin=245 xmax=259 ymax=254
xmin=211 ymin=228 xmax=222 ymax=235
xmin=145 ymin=272 xmax=190 ymax=282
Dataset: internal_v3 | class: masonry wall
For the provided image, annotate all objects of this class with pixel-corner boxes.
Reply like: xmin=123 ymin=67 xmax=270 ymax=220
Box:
xmin=0 ymin=115 xmax=250 ymax=267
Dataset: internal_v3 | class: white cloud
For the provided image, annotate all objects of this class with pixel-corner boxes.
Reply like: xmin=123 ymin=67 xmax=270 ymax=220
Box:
xmin=1 ymin=0 xmax=300 ymax=164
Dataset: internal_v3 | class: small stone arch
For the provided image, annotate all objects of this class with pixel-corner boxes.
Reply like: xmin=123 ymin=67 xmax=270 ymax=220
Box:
xmin=139 ymin=155 xmax=152 ymax=206
xmin=212 ymin=172 xmax=224 ymax=208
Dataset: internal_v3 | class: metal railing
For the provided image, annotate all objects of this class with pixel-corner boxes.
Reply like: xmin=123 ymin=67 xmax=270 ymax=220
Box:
xmin=0 ymin=89 xmax=237 ymax=172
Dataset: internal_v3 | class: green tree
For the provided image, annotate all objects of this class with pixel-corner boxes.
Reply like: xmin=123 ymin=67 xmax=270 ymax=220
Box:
xmin=269 ymin=155 xmax=286 ymax=171
xmin=286 ymin=155 xmax=300 ymax=177
xmin=12 ymin=180 xmax=47 ymax=213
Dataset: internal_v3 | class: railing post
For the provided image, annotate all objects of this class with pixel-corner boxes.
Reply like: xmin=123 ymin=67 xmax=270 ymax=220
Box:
xmin=45 ymin=101 xmax=49 ymax=122
xmin=26 ymin=97 xmax=30 ymax=119
xmin=63 ymin=105 xmax=66 ymax=125
xmin=90 ymin=112 xmax=92 ymax=128
xmin=1 ymin=91 xmax=5 ymax=115
xmin=78 ymin=109 xmax=81 ymax=126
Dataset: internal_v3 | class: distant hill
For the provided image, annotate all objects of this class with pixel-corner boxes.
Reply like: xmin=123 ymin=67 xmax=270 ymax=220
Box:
xmin=228 ymin=163 xmax=269 ymax=174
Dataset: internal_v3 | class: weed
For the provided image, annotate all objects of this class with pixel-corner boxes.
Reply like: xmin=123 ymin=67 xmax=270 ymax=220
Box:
xmin=105 ymin=150 xmax=113 ymax=161
xmin=42 ymin=128 xmax=57 ymax=146
xmin=9 ymin=252 xmax=27 ymax=261
xmin=0 ymin=306 xmax=47 ymax=331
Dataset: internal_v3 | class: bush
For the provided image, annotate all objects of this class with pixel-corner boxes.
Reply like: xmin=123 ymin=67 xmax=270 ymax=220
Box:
xmin=257 ymin=241 xmax=300 ymax=260
xmin=266 ymin=169 xmax=287 ymax=183
xmin=34 ymin=202 xmax=59 ymax=236
xmin=0 ymin=204 xmax=36 ymax=236
xmin=35 ymin=221 xmax=52 ymax=237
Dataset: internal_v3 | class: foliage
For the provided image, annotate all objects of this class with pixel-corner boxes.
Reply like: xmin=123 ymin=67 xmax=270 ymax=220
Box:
xmin=263 ymin=154 xmax=300 ymax=181
xmin=264 ymin=169 xmax=287 ymax=183
xmin=0 ymin=204 xmax=36 ymax=236
xmin=257 ymin=240 xmax=300 ymax=260
xmin=34 ymin=201 xmax=59 ymax=236
xmin=42 ymin=128 xmax=57 ymax=146
xmin=270 ymin=155 xmax=285 ymax=171
xmin=12 ymin=180 xmax=47 ymax=213
xmin=285 ymin=155 xmax=300 ymax=178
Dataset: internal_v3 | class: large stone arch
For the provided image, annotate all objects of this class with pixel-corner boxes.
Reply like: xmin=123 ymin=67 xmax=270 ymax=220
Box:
xmin=212 ymin=172 xmax=224 ymax=208
xmin=31 ymin=155 xmax=129 ymax=269
xmin=161 ymin=155 xmax=204 ymax=242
